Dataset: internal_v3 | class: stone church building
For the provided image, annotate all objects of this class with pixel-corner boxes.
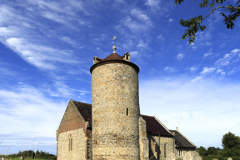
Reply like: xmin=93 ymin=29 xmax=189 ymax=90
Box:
xmin=56 ymin=45 xmax=201 ymax=160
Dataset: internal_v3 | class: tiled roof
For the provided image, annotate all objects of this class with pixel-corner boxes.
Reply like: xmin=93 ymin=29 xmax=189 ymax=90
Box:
xmin=72 ymin=100 xmax=92 ymax=126
xmin=170 ymin=130 xmax=196 ymax=149
xmin=103 ymin=53 xmax=123 ymax=61
xmin=141 ymin=115 xmax=173 ymax=137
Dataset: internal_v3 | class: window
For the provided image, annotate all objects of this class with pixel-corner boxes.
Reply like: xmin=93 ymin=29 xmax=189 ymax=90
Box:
xmin=164 ymin=143 xmax=166 ymax=158
xmin=69 ymin=134 xmax=73 ymax=151
xmin=126 ymin=108 xmax=128 ymax=116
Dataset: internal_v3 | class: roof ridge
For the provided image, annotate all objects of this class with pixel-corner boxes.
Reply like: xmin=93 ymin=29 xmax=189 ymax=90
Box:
xmin=140 ymin=114 xmax=154 ymax=117
xmin=72 ymin=100 xmax=92 ymax=105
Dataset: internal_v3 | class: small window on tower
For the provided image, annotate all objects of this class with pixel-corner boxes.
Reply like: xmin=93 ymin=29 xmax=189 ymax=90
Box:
xmin=126 ymin=108 xmax=128 ymax=116
xmin=69 ymin=134 xmax=73 ymax=151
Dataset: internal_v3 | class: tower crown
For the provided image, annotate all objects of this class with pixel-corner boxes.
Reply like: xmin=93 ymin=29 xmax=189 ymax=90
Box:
xmin=90 ymin=52 xmax=139 ymax=74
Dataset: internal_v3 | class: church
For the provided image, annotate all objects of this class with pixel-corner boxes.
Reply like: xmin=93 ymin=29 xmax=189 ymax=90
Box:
xmin=56 ymin=44 xmax=201 ymax=160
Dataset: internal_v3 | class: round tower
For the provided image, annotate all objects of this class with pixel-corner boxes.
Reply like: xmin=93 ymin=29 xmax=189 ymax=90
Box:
xmin=90 ymin=46 xmax=140 ymax=160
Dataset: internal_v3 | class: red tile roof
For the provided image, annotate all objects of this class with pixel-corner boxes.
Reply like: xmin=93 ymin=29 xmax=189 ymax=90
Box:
xmin=72 ymin=100 xmax=92 ymax=126
xmin=103 ymin=53 xmax=123 ymax=61
xmin=141 ymin=115 xmax=173 ymax=137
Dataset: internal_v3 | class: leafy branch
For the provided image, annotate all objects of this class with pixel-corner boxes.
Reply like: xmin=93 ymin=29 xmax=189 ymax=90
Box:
xmin=175 ymin=0 xmax=240 ymax=44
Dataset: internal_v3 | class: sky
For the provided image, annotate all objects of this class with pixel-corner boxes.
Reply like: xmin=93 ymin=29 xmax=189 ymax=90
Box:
xmin=0 ymin=0 xmax=240 ymax=156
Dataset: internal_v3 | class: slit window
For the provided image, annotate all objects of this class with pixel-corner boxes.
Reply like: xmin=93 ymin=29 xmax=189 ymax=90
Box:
xmin=126 ymin=108 xmax=128 ymax=116
xmin=69 ymin=134 xmax=72 ymax=151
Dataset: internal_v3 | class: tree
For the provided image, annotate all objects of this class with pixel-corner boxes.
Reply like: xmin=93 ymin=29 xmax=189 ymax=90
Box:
xmin=222 ymin=132 xmax=240 ymax=149
xmin=207 ymin=146 xmax=219 ymax=155
xmin=175 ymin=0 xmax=240 ymax=44
xmin=197 ymin=146 xmax=207 ymax=156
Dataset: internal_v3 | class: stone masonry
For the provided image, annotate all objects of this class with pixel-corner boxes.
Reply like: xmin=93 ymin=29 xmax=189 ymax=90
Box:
xmin=56 ymin=51 xmax=200 ymax=160
xmin=91 ymin=59 xmax=140 ymax=159
xmin=57 ymin=100 xmax=90 ymax=160
xmin=57 ymin=129 xmax=87 ymax=160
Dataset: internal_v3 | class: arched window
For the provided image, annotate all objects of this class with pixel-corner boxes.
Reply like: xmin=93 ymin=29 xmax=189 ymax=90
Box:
xmin=126 ymin=108 xmax=128 ymax=116
xmin=69 ymin=134 xmax=73 ymax=151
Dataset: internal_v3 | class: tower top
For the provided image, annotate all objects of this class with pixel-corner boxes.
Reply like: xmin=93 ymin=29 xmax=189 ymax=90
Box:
xmin=112 ymin=36 xmax=117 ymax=53
xmin=90 ymin=52 xmax=139 ymax=74
xmin=112 ymin=44 xmax=117 ymax=53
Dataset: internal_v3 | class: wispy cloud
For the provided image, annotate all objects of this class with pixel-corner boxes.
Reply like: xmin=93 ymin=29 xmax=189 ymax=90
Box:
xmin=200 ymin=67 xmax=216 ymax=75
xmin=119 ymin=8 xmax=152 ymax=33
xmin=176 ymin=53 xmax=184 ymax=61
xmin=5 ymin=38 xmax=79 ymax=70
xmin=137 ymin=39 xmax=148 ymax=49
xmin=168 ymin=18 xmax=173 ymax=22
xmin=130 ymin=51 xmax=139 ymax=57
xmin=215 ymin=49 xmax=240 ymax=67
xmin=204 ymin=49 xmax=214 ymax=58
xmin=164 ymin=67 xmax=177 ymax=72
xmin=190 ymin=66 xmax=198 ymax=73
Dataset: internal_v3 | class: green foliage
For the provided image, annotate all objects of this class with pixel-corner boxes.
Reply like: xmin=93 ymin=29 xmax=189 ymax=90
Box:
xmin=207 ymin=146 xmax=220 ymax=155
xmin=175 ymin=0 xmax=240 ymax=44
xmin=1 ymin=150 xmax=56 ymax=160
xmin=222 ymin=132 xmax=240 ymax=149
xmin=221 ymin=148 xmax=240 ymax=157
xmin=197 ymin=146 xmax=207 ymax=156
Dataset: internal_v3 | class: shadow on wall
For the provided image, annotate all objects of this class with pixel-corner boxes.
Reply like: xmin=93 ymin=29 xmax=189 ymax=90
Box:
xmin=149 ymin=135 xmax=161 ymax=160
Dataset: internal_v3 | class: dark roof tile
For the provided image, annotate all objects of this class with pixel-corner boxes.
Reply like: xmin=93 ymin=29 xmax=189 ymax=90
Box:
xmin=103 ymin=53 xmax=123 ymax=61
xmin=72 ymin=100 xmax=92 ymax=126
xmin=170 ymin=130 xmax=196 ymax=149
xmin=141 ymin=115 xmax=173 ymax=137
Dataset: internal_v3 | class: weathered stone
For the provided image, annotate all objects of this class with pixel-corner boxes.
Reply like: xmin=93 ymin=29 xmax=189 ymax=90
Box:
xmin=57 ymin=128 xmax=87 ymax=160
xmin=91 ymin=62 xmax=140 ymax=160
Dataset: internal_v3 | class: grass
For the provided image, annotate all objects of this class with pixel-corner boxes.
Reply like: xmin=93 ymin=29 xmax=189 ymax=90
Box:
xmin=3 ymin=159 xmax=51 ymax=160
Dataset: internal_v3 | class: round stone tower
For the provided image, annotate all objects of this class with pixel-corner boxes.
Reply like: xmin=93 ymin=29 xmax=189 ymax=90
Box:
xmin=90 ymin=46 xmax=140 ymax=160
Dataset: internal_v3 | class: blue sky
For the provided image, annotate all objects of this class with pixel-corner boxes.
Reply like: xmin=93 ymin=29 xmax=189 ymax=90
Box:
xmin=0 ymin=0 xmax=240 ymax=155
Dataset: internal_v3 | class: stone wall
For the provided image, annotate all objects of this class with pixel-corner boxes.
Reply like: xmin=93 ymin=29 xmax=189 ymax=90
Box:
xmin=177 ymin=150 xmax=202 ymax=160
xmin=91 ymin=62 xmax=140 ymax=160
xmin=57 ymin=128 xmax=87 ymax=160
xmin=139 ymin=117 xmax=149 ymax=160
xmin=87 ymin=130 xmax=92 ymax=160
xmin=57 ymin=100 xmax=87 ymax=141
xmin=149 ymin=135 xmax=175 ymax=160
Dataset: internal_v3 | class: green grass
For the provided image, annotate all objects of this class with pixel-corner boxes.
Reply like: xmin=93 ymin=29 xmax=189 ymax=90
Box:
xmin=3 ymin=158 xmax=55 ymax=160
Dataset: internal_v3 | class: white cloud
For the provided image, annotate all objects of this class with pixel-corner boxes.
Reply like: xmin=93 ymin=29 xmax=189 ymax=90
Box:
xmin=131 ymin=9 xmax=151 ymax=24
xmin=215 ymin=49 xmax=240 ymax=67
xmin=164 ymin=67 xmax=177 ymax=72
xmin=157 ymin=35 xmax=164 ymax=41
xmin=204 ymin=49 xmax=213 ymax=58
xmin=196 ymin=31 xmax=212 ymax=45
xmin=232 ymin=49 xmax=240 ymax=54
xmin=130 ymin=51 xmax=139 ymax=57
xmin=137 ymin=39 xmax=148 ymax=48
xmin=0 ymin=85 xmax=65 ymax=137
xmin=145 ymin=0 xmax=161 ymax=10
xmin=119 ymin=9 xmax=152 ymax=33
xmin=176 ymin=53 xmax=184 ymax=61
xmin=190 ymin=66 xmax=198 ymax=73
xmin=5 ymin=38 xmax=78 ymax=70
xmin=61 ymin=36 xmax=76 ymax=45
xmin=168 ymin=18 xmax=173 ymax=22
xmin=140 ymin=77 xmax=240 ymax=148
xmin=200 ymin=67 xmax=216 ymax=75
xmin=145 ymin=0 xmax=160 ymax=7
